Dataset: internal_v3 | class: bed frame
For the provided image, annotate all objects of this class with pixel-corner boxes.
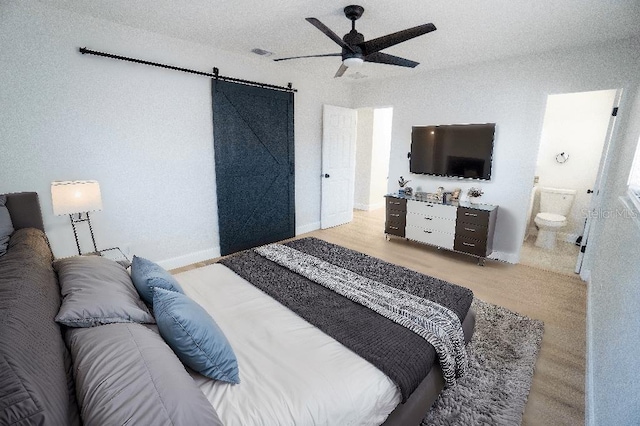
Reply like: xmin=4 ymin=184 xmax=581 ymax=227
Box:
xmin=4 ymin=191 xmax=45 ymax=231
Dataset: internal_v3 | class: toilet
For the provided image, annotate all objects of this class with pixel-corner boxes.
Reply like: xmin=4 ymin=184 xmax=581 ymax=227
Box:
xmin=534 ymin=187 xmax=576 ymax=250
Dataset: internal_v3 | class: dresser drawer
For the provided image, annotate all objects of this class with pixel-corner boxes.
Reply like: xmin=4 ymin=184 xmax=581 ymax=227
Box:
xmin=386 ymin=197 xmax=407 ymax=211
xmin=454 ymin=235 xmax=489 ymax=257
xmin=406 ymin=226 xmax=454 ymax=249
xmin=455 ymin=222 xmax=488 ymax=244
xmin=385 ymin=221 xmax=405 ymax=237
xmin=407 ymin=200 xmax=457 ymax=220
xmin=386 ymin=209 xmax=406 ymax=226
xmin=406 ymin=213 xmax=455 ymax=234
xmin=457 ymin=207 xmax=490 ymax=226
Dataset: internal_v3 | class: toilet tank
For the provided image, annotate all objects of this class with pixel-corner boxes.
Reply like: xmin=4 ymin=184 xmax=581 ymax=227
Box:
xmin=540 ymin=187 xmax=577 ymax=216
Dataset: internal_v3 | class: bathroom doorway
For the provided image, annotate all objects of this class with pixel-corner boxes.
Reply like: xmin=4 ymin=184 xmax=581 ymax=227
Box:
xmin=353 ymin=107 xmax=393 ymax=211
xmin=520 ymin=89 xmax=619 ymax=276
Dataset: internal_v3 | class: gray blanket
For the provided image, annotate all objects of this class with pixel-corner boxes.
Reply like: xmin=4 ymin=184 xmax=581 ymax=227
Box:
xmin=219 ymin=237 xmax=473 ymax=401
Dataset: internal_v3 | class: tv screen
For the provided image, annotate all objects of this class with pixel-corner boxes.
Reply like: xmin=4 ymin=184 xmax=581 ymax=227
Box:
xmin=410 ymin=123 xmax=495 ymax=180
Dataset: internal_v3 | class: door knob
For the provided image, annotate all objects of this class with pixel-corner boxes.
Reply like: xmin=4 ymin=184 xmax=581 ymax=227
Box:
xmin=587 ymin=189 xmax=594 ymax=194
xmin=324 ymin=174 xmax=330 ymax=178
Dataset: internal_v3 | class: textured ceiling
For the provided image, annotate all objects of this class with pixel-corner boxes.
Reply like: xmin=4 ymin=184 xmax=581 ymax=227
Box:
xmin=42 ymin=0 xmax=640 ymax=80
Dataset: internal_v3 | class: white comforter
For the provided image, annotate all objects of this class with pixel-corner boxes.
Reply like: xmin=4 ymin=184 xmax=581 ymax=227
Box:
xmin=175 ymin=263 xmax=401 ymax=426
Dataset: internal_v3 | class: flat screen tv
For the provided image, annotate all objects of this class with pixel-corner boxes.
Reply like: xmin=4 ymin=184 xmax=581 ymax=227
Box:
xmin=410 ymin=123 xmax=495 ymax=180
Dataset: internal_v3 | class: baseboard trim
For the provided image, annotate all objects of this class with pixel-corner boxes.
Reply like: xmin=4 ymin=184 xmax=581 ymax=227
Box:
xmin=354 ymin=202 xmax=384 ymax=211
xmin=488 ymin=250 xmax=518 ymax=264
xmin=585 ymin=273 xmax=594 ymax=426
xmin=296 ymin=221 xmax=321 ymax=235
xmin=558 ymin=232 xmax=580 ymax=244
xmin=158 ymin=247 xmax=220 ymax=271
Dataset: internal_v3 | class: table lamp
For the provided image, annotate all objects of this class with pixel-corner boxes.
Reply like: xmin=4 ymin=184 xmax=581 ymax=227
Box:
xmin=51 ymin=180 xmax=103 ymax=255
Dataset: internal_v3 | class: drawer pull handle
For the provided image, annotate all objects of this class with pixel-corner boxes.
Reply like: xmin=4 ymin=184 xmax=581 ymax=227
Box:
xmin=425 ymin=217 xmax=433 ymax=220
xmin=462 ymin=242 xmax=475 ymax=247
xmin=391 ymin=202 xmax=400 ymax=205
xmin=391 ymin=213 xmax=400 ymax=217
xmin=464 ymin=212 xmax=478 ymax=217
xmin=389 ymin=226 xmax=399 ymax=230
xmin=423 ymin=230 xmax=432 ymax=234
xmin=464 ymin=227 xmax=476 ymax=232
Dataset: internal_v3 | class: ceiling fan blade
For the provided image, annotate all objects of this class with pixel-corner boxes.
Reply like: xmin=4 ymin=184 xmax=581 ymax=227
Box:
xmin=274 ymin=53 xmax=341 ymax=62
xmin=364 ymin=52 xmax=419 ymax=68
xmin=306 ymin=18 xmax=356 ymax=53
xmin=361 ymin=23 xmax=436 ymax=55
xmin=334 ymin=64 xmax=348 ymax=78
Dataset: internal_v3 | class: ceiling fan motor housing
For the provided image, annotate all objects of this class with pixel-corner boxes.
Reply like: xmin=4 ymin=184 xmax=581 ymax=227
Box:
xmin=342 ymin=30 xmax=365 ymax=60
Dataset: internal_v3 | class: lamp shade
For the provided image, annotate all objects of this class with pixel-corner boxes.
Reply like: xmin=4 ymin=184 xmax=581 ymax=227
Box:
xmin=51 ymin=180 xmax=103 ymax=216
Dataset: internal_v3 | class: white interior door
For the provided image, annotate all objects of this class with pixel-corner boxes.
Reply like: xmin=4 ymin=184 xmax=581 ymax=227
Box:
xmin=321 ymin=104 xmax=357 ymax=229
xmin=575 ymin=89 xmax=623 ymax=276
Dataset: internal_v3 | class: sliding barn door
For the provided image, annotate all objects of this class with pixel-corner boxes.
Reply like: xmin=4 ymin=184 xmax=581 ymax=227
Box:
xmin=212 ymin=80 xmax=295 ymax=255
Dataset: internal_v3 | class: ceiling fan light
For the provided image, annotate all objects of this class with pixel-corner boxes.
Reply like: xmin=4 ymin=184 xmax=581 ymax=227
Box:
xmin=343 ymin=57 xmax=364 ymax=67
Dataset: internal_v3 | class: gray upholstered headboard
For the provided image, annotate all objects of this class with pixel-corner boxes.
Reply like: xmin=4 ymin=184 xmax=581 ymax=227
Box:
xmin=3 ymin=192 xmax=45 ymax=232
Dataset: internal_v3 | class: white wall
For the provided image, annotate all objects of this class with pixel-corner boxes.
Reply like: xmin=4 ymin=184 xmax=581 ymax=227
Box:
xmin=533 ymin=90 xmax=617 ymax=241
xmin=0 ymin=1 xmax=350 ymax=268
xmin=352 ymin=37 xmax=640 ymax=263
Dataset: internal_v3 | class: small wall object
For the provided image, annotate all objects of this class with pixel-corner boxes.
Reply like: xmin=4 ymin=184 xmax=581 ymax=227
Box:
xmin=467 ymin=187 xmax=484 ymax=204
xmin=555 ymin=152 xmax=570 ymax=164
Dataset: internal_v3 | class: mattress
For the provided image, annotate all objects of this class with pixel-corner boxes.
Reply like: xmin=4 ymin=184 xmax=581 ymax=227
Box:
xmin=176 ymin=263 xmax=401 ymax=426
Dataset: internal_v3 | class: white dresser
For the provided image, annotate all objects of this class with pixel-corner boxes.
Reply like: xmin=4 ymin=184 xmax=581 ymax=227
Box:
xmin=385 ymin=194 xmax=498 ymax=265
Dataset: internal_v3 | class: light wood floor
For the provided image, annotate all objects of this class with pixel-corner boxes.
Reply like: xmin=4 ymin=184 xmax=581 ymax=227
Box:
xmin=172 ymin=209 xmax=586 ymax=425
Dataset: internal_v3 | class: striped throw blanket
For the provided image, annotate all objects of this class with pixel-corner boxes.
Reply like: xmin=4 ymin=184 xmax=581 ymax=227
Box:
xmin=255 ymin=243 xmax=468 ymax=387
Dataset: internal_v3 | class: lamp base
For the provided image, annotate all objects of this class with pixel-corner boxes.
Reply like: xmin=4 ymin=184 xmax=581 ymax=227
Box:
xmin=69 ymin=212 xmax=98 ymax=255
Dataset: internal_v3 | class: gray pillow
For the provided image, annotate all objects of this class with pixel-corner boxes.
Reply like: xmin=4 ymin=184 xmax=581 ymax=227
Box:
xmin=67 ymin=323 xmax=223 ymax=426
xmin=0 ymin=195 xmax=14 ymax=256
xmin=54 ymin=256 xmax=155 ymax=327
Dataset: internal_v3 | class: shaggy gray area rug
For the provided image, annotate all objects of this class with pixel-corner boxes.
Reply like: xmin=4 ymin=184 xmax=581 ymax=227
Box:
xmin=422 ymin=298 xmax=544 ymax=425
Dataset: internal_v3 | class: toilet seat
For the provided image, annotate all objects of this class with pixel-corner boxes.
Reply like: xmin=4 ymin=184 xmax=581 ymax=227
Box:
xmin=534 ymin=212 xmax=567 ymax=227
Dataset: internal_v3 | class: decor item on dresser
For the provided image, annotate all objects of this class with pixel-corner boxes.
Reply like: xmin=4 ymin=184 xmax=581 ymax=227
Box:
xmin=2 ymin=191 xmax=478 ymax=426
xmin=398 ymin=176 xmax=412 ymax=195
xmin=51 ymin=180 xmax=103 ymax=255
xmin=466 ymin=187 xmax=484 ymax=204
xmin=385 ymin=194 xmax=498 ymax=266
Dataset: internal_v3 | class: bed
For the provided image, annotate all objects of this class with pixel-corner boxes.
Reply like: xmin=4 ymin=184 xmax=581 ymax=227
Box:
xmin=0 ymin=192 xmax=475 ymax=425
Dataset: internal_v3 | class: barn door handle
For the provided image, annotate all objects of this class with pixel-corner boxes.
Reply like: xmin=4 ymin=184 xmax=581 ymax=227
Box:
xmin=323 ymin=173 xmax=330 ymax=178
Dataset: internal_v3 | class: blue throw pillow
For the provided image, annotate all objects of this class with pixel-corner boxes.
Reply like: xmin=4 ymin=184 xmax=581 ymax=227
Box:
xmin=130 ymin=255 xmax=184 ymax=306
xmin=153 ymin=287 xmax=240 ymax=384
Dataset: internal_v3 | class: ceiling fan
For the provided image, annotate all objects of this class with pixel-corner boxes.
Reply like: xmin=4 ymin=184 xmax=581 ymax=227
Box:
xmin=274 ymin=5 xmax=436 ymax=78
